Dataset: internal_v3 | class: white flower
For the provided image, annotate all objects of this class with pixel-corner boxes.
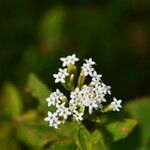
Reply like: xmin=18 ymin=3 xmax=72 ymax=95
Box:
xmin=58 ymin=68 xmax=69 ymax=76
xmin=53 ymin=68 xmax=69 ymax=83
xmin=81 ymin=85 xmax=90 ymax=93
xmin=81 ymin=63 xmax=94 ymax=76
xmin=60 ymin=54 xmax=79 ymax=67
xmin=93 ymin=84 xmax=107 ymax=98
xmin=91 ymin=71 xmax=102 ymax=83
xmin=46 ymin=97 xmax=54 ymax=107
xmin=96 ymin=97 xmax=106 ymax=103
xmin=69 ymin=98 xmax=78 ymax=106
xmin=83 ymin=99 xmax=98 ymax=114
xmin=69 ymin=103 xmax=77 ymax=112
xmin=85 ymin=58 xmax=96 ymax=66
xmin=56 ymin=103 xmax=71 ymax=119
xmin=101 ymin=83 xmax=111 ymax=95
xmin=110 ymin=97 xmax=122 ymax=111
xmin=55 ymin=89 xmax=64 ymax=99
xmin=44 ymin=112 xmax=61 ymax=129
xmin=70 ymin=87 xmax=80 ymax=100
xmin=73 ymin=111 xmax=84 ymax=122
xmin=46 ymin=89 xmax=64 ymax=106
xmin=45 ymin=54 xmax=123 ymax=129
xmin=96 ymin=103 xmax=103 ymax=109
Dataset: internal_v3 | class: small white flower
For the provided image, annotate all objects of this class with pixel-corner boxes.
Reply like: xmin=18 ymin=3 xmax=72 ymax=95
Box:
xmin=46 ymin=97 xmax=55 ymax=107
xmin=69 ymin=103 xmax=77 ymax=112
xmin=110 ymin=97 xmax=122 ymax=111
xmin=96 ymin=103 xmax=103 ymax=109
xmin=81 ymin=63 xmax=94 ymax=76
xmin=99 ymin=97 xmax=106 ymax=102
xmin=58 ymin=68 xmax=69 ymax=76
xmin=53 ymin=68 xmax=69 ymax=83
xmin=69 ymin=98 xmax=78 ymax=105
xmin=70 ymin=87 xmax=80 ymax=100
xmin=91 ymin=71 xmax=102 ymax=83
xmin=85 ymin=58 xmax=96 ymax=66
xmin=53 ymin=72 xmax=65 ymax=83
xmin=83 ymin=99 xmax=98 ymax=114
xmin=56 ymin=103 xmax=71 ymax=119
xmin=101 ymin=83 xmax=111 ymax=95
xmin=60 ymin=54 xmax=79 ymax=67
xmin=81 ymin=85 xmax=90 ymax=93
xmin=55 ymin=89 xmax=64 ymax=99
xmin=46 ymin=89 xmax=64 ymax=106
xmin=73 ymin=111 xmax=84 ymax=122
xmin=94 ymin=96 xmax=106 ymax=104
xmin=44 ymin=112 xmax=61 ymax=129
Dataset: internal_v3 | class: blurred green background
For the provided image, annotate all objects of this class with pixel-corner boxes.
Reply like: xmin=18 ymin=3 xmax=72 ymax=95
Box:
xmin=0 ymin=0 xmax=150 ymax=149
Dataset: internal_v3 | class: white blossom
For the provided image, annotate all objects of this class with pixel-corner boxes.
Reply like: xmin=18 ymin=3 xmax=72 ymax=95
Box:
xmin=56 ymin=103 xmax=71 ymax=119
xmin=69 ymin=98 xmax=78 ymax=106
xmin=53 ymin=68 xmax=69 ymax=83
xmin=83 ymin=99 xmax=98 ymax=114
xmin=91 ymin=71 xmax=102 ymax=83
xmin=58 ymin=68 xmax=69 ymax=76
xmin=46 ymin=97 xmax=54 ymax=107
xmin=81 ymin=63 xmax=94 ymax=76
xmin=110 ymin=97 xmax=122 ymax=111
xmin=45 ymin=54 xmax=123 ymax=129
xmin=101 ymin=83 xmax=111 ymax=95
xmin=95 ymin=97 xmax=106 ymax=103
xmin=44 ymin=112 xmax=61 ymax=129
xmin=85 ymin=58 xmax=96 ymax=66
xmin=69 ymin=103 xmax=77 ymax=112
xmin=70 ymin=87 xmax=80 ymax=100
xmin=69 ymin=87 xmax=81 ymax=111
xmin=96 ymin=103 xmax=103 ymax=109
xmin=60 ymin=54 xmax=79 ymax=67
xmin=46 ymin=89 xmax=64 ymax=106
xmin=73 ymin=111 xmax=84 ymax=122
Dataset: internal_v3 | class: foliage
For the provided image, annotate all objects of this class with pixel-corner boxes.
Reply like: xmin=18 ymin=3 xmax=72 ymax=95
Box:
xmin=111 ymin=97 xmax=150 ymax=150
xmin=1 ymin=73 xmax=147 ymax=149
xmin=26 ymin=73 xmax=51 ymax=114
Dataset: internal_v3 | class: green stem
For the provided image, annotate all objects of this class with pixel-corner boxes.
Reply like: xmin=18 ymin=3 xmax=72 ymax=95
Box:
xmin=78 ymin=73 xmax=86 ymax=89
xmin=101 ymin=105 xmax=112 ymax=113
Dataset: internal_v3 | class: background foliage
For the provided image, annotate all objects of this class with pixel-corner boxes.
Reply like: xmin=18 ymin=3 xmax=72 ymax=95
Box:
xmin=0 ymin=0 xmax=150 ymax=149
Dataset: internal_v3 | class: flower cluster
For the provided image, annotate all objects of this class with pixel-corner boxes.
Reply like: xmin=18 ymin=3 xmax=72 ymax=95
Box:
xmin=44 ymin=54 xmax=122 ymax=129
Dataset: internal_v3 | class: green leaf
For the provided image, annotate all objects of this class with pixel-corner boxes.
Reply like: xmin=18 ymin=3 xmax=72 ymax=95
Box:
xmin=92 ymin=130 xmax=109 ymax=150
xmin=15 ymin=110 xmax=39 ymax=122
xmin=0 ymin=121 xmax=20 ymax=149
xmin=110 ymin=97 xmax=150 ymax=150
xmin=125 ymin=97 xmax=150 ymax=141
xmin=49 ymin=142 xmax=78 ymax=150
xmin=41 ymin=122 xmax=80 ymax=150
xmin=78 ymin=126 xmax=92 ymax=150
xmin=26 ymin=73 xmax=51 ymax=114
xmin=58 ymin=122 xmax=79 ymax=142
xmin=105 ymin=118 xmax=137 ymax=142
xmin=92 ymin=130 xmax=104 ymax=145
xmin=39 ymin=7 xmax=65 ymax=40
xmin=81 ymin=117 xmax=137 ymax=149
xmin=16 ymin=121 xmax=58 ymax=149
xmin=16 ymin=121 xmax=80 ymax=149
xmin=124 ymin=97 xmax=150 ymax=150
xmin=0 ymin=82 xmax=23 ymax=119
